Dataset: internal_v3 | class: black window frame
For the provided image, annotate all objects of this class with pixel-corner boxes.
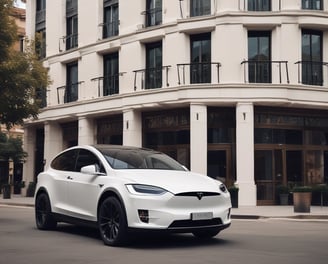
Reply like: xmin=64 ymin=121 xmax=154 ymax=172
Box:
xmin=190 ymin=33 xmax=212 ymax=84
xmin=301 ymin=29 xmax=323 ymax=86
xmin=103 ymin=52 xmax=119 ymax=96
xmin=66 ymin=62 xmax=78 ymax=103
xmin=302 ymin=0 xmax=323 ymax=10
xmin=145 ymin=0 xmax=162 ymax=27
xmin=145 ymin=41 xmax=163 ymax=89
xmin=248 ymin=31 xmax=271 ymax=83
xmin=190 ymin=0 xmax=211 ymax=17
xmin=51 ymin=149 xmax=78 ymax=171
xmin=103 ymin=0 xmax=119 ymax=39
xmin=248 ymin=0 xmax=271 ymax=11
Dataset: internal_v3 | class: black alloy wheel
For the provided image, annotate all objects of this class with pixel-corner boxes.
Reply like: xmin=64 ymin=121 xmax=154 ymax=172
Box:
xmin=35 ymin=192 xmax=57 ymax=230
xmin=98 ymin=196 xmax=128 ymax=246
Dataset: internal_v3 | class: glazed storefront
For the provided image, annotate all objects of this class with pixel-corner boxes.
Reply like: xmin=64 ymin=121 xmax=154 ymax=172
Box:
xmin=255 ymin=107 xmax=328 ymax=205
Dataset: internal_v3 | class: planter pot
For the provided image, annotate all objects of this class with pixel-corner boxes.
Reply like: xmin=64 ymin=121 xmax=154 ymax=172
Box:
xmin=293 ymin=192 xmax=311 ymax=213
xmin=229 ymin=190 xmax=239 ymax=208
xmin=2 ymin=185 xmax=11 ymax=199
xmin=279 ymin=193 xmax=289 ymax=205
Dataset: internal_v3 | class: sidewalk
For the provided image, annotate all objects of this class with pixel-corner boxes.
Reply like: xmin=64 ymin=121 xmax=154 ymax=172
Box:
xmin=1 ymin=195 xmax=328 ymax=220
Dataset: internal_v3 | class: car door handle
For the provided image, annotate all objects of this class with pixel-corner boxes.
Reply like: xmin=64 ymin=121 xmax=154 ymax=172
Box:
xmin=67 ymin=176 xmax=73 ymax=180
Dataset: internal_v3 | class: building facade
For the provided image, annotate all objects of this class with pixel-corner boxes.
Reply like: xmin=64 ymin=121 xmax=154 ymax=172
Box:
xmin=23 ymin=0 xmax=328 ymax=205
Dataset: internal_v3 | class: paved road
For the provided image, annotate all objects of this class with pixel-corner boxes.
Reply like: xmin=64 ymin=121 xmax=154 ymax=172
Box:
xmin=0 ymin=205 xmax=327 ymax=264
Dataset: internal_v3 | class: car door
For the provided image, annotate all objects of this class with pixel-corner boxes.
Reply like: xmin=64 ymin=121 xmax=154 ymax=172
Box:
xmin=49 ymin=149 xmax=78 ymax=214
xmin=66 ymin=149 xmax=106 ymax=221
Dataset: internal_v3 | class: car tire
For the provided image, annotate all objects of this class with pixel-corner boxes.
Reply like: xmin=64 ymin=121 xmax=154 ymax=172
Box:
xmin=192 ymin=228 xmax=220 ymax=239
xmin=35 ymin=192 xmax=57 ymax=230
xmin=98 ymin=196 xmax=128 ymax=246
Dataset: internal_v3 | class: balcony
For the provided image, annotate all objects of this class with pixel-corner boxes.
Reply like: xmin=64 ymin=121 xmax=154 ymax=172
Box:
xmin=35 ymin=9 xmax=46 ymax=25
xmin=91 ymin=75 xmax=120 ymax=97
xmin=133 ymin=66 xmax=171 ymax=91
xmin=142 ymin=7 xmax=162 ymax=27
xmin=295 ymin=61 xmax=328 ymax=86
xmin=177 ymin=62 xmax=221 ymax=85
xmin=59 ymin=34 xmax=78 ymax=52
xmin=241 ymin=60 xmax=289 ymax=84
xmin=56 ymin=82 xmax=83 ymax=104
xmin=100 ymin=20 xmax=119 ymax=39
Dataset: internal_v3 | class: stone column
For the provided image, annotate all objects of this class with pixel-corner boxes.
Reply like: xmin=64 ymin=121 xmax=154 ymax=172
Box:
xmin=22 ymin=126 xmax=36 ymax=196
xmin=78 ymin=117 xmax=94 ymax=145
xmin=44 ymin=121 xmax=63 ymax=169
xmin=190 ymin=104 xmax=207 ymax=175
xmin=123 ymin=110 xmax=142 ymax=147
xmin=236 ymin=103 xmax=256 ymax=206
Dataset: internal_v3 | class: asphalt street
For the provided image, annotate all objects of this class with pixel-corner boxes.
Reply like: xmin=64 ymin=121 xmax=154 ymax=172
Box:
xmin=0 ymin=205 xmax=327 ymax=264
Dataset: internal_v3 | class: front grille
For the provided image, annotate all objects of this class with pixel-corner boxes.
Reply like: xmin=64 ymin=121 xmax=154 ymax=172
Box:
xmin=168 ymin=218 xmax=223 ymax=229
xmin=175 ymin=192 xmax=220 ymax=199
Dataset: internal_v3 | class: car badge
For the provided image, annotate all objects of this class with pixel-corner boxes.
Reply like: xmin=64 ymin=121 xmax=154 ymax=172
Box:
xmin=196 ymin=192 xmax=204 ymax=200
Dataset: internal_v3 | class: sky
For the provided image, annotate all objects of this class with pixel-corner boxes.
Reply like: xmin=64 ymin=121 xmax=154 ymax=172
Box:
xmin=14 ymin=0 xmax=26 ymax=8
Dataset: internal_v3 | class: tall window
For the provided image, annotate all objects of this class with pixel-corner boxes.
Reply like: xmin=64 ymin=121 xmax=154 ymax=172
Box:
xmin=248 ymin=31 xmax=271 ymax=83
xmin=66 ymin=0 xmax=78 ymax=50
xmin=145 ymin=0 xmax=162 ymax=27
xmin=146 ymin=42 xmax=162 ymax=89
xmin=35 ymin=0 xmax=46 ymax=58
xmin=248 ymin=0 xmax=271 ymax=11
xmin=66 ymin=63 xmax=78 ymax=103
xmin=103 ymin=0 xmax=119 ymax=38
xmin=190 ymin=33 xmax=211 ymax=83
xmin=302 ymin=0 xmax=323 ymax=10
xmin=103 ymin=53 xmax=119 ymax=95
xmin=302 ymin=30 xmax=323 ymax=86
xmin=190 ymin=0 xmax=211 ymax=17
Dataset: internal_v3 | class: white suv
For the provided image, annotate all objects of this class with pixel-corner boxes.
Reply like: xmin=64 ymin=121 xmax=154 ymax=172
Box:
xmin=35 ymin=145 xmax=231 ymax=246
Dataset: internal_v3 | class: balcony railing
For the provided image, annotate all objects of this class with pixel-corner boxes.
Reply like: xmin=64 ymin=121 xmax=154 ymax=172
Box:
xmin=177 ymin=62 xmax=221 ymax=85
xmin=35 ymin=9 xmax=46 ymax=25
xmin=99 ymin=20 xmax=119 ymax=39
xmin=241 ymin=60 xmax=289 ymax=84
xmin=91 ymin=75 xmax=121 ymax=97
xmin=295 ymin=61 xmax=328 ymax=86
xmin=142 ymin=7 xmax=162 ymax=27
xmin=133 ymin=66 xmax=171 ymax=91
xmin=56 ymin=82 xmax=83 ymax=104
xmin=59 ymin=34 xmax=78 ymax=52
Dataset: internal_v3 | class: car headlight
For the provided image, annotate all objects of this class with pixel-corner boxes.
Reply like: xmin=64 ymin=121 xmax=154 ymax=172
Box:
xmin=126 ymin=184 xmax=168 ymax=195
xmin=219 ymin=183 xmax=228 ymax=193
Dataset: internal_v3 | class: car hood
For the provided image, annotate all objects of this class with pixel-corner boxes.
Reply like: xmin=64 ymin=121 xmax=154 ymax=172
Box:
xmin=114 ymin=170 xmax=221 ymax=194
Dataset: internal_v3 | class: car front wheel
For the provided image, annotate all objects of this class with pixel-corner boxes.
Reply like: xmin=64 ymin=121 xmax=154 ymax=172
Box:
xmin=98 ymin=197 xmax=128 ymax=246
xmin=35 ymin=192 xmax=57 ymax=230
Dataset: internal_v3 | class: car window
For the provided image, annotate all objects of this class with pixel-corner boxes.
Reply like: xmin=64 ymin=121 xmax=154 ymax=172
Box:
xmin=51 ymin=149 xmax=78 ymax=171
xmin=76 ymin=149 xmax=105 ymax=173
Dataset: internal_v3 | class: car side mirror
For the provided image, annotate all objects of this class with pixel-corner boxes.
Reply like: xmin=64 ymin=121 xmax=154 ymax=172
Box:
xmin=80 ymin=164 xmax=106 ymax=176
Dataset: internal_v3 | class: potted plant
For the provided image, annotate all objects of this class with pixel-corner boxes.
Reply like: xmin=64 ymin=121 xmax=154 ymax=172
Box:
xmin=276 ymin=185 xmax=290 ymax=205
xmin=292 ymin=186 xmax=312 ymax=213
xmin=228 ymin=185 xmax=239 ymax=208
xmin=311 ymin=184 xmax=328 ymax=206
xmin=2 ymin=183 xmax=11 ymax=199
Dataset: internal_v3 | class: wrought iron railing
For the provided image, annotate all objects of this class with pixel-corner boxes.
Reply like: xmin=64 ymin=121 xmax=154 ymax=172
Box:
xmin=99 ymin=20 xmax=119 ymax=39
xmin=133 ymin=66 xmax=171 ymax=91
xmin=295 ymin=61 xmax=328 ymax=86
xmin=91 ymin=74 xmax=120 ymax=97
xmin=241 ymin=60 xmax=289 ymax=84
xmin=142 ymin=7 xmax=162 ymax=27
xmin=59 ymin=33 xmax=78 ymax=52
xmin=56 ymin=82 xmax=83 ymax=104
xmin=177 ymin=62 xmax=221 ymax=85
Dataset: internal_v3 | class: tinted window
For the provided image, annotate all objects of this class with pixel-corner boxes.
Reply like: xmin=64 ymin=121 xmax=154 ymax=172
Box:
xmin=98 ymin=148 xmax=185 ymax=171
xmin=76 ymin=149 xmax=105 ymax=173
xmin=51 ymin=149 xmax=78 ymax=171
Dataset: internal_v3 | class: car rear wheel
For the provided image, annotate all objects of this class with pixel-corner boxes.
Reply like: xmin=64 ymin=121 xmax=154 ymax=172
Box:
xmin=192 ymin=228 xmax=220 ymax=239
xmin=35 ymin=192 xmax=57 ymax=230
xmin=98 ymin=197 xmax=128 ymax=246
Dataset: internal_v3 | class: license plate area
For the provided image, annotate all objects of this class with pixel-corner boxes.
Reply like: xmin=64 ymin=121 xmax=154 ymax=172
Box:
xmin=191 ymin=212 xmax=213 ymax=221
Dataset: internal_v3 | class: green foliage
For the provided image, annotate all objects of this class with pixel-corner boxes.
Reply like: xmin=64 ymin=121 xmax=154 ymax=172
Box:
xmin=0 ymin=1 xmax=50 ymax=129
xmin=0 ymin=131 xmax=27 ymax=162
xmin=292 ymin=186 xmax=312 ymax=193
xmin=276 ymin=185 xmax=290 ymax=194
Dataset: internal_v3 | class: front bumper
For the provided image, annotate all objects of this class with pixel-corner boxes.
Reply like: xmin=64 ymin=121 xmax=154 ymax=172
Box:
xmin=124 ymin=191 xmax=232 ymax=231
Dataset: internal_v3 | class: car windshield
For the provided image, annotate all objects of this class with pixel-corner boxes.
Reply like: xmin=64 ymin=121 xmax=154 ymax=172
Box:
xmin=97 ymin=147 xmax=185 ymax=171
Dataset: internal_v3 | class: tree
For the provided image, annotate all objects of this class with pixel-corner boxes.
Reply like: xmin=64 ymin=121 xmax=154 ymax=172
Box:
xmin=0 ymin=0 xmax=50 ymax=129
